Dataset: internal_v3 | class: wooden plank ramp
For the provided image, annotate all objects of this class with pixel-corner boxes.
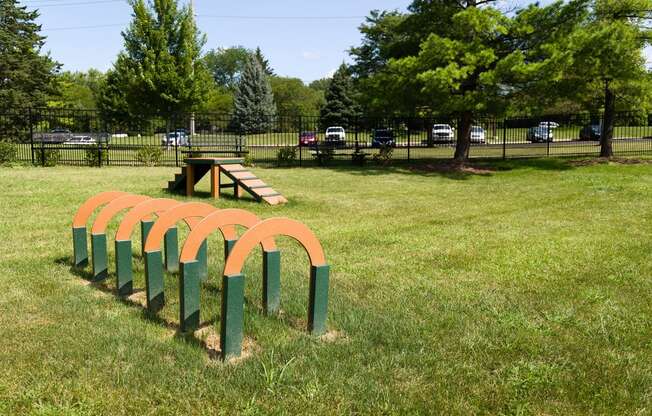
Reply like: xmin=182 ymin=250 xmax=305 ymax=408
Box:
xmin=220 ymin=164 xmax=288 ymax=205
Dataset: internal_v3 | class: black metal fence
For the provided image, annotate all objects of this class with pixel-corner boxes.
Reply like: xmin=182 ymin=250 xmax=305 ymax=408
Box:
xmin=1 ymin=108 xmax=651 ymax=167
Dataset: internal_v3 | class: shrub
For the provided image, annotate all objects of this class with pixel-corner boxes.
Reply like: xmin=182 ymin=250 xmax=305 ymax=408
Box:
xmin=316 ymin=146 xmax=334 ymax=166
xmin=84 ymin=144 xmax=109 ymax=167
xmin=0 ymin=141 xmax=17 ymax=165
xmin=243 ymin=153 xmax=255 ymax=167
xmin=372 ymin=144 xmax=393 ymax=166
xmin=185 ymin=147 xmax=203 ymax=158
xmin=351 ymin=149 xmax=367 ymax=166
xmin=276 ymin=146 xmax=296 ymax=166
xmin=136 ymin=145 xmax=163 ymax=167
xmin=36 ymin=148 xmax=60 ymax=167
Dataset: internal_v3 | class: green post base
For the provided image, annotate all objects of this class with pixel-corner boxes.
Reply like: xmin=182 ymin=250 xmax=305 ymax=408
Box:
xmin=91 ymin=233 xmax=108 ymax=281
xmin=164 ymin=227 xmax=179 ymax=272
xmin=220 ymin=274 xmax=245 ymax=360
xmin=263 ymin=250 xmax=281 ymax=315
xmin=224 ymin=239 xmax=236 ymax=260
xmin=115 ymin=239 xmax=133 ymax=296
xmin=308 ymin=264 xmax=330 ymax=335
xmin=72 ymin=226 xmax=88 ymax=268
xmin=179 ymin=260 xmax=201 ymax=332
xmin=197 ymin=239 xmax=208 ymax=281
xmin=140 ymin=220 xmax=154 ymax=254
xmin=144 ymin=250 xmax=164 ymax=311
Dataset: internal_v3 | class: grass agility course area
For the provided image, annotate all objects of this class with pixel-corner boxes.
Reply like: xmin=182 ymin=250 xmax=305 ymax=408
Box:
xmin=0 ymin=159 xmax=651 ymax=414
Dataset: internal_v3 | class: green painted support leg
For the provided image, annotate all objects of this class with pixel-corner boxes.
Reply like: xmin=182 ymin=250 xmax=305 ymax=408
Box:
xmin=115 ymin=239 xmax=133 ymax=296
xmin=140 ymin=220 xmax=154 ymax=254
xmin=224 ymin=239 xmax=236 ymax=260
xmin=308 ymin=264 xmax=330 ymax=335
xmin=144 ymin=250 xmax=165 ymax=311
xmin=179 ymin=260 xmax=201 ymax=332
xmin=197 ymin=239 xmax=208 ymax=281
xmin=72 ymin=226 xmax=88 ymax=268
xmin=164 ymin=226 xmax=179 ymax=272
xmin=220 ymin=274 xmax=245 ymax=360
xmin=91 ymin=233 xmax=108 ymax=281
xmin=263 ymin=250 xmax=281 ymax=315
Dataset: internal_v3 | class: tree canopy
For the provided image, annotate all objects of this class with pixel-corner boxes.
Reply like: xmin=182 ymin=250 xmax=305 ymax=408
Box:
xmin=232 ymin=56 xmax=277 ymax=133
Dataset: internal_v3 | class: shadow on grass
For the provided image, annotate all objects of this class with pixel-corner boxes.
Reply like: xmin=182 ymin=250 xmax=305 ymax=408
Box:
xmin=164 ymin=189 xmax=260 ymax=203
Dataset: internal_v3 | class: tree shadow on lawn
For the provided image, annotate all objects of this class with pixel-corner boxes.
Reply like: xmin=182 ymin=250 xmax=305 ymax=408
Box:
xmin=306 ymin=157 xmax=576 ymax=180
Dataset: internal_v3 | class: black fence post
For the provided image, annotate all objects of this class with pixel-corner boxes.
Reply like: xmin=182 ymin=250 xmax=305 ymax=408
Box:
xmin=172 ymin=114 xmax=179 ymax=167
xmin=40 ymin=139 xmax=45 ymax=167
xmin=407 ymin=118 xmax=411 ymax=161
xmin=28 ymin=108 xmax=35 ymax=165
xmin=502 ymin=118 xmax=507 ymax=160
xmin=299 ymin=115 xmax=303 ymax=167
xmin=97 ymin=141 xmax=102 ymax=167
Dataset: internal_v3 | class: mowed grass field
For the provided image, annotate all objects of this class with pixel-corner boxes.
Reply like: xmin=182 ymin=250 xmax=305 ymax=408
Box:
xmin=0 ymin=159 xmax=651 ymax=415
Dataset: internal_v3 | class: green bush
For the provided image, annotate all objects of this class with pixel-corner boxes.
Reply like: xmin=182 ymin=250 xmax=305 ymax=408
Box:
xmin=372 ymin=144 xmax=393 ymax=166
xmin=351 ymin=149 xmax=367 ymax=166
xmin=136 ymin=145 xmax=163 ymax=167
xmin=316 ymin=146 xmax=334 ymax=166
xmin=243 ymin=153 xmax=255 ymax=167
xmin=0 ymin=141 xmax=17 ymax=165
xmin=84 ymin=144 xmax=109 ymax=167
xmin=36 ymin=148 xmax=60 ymax=167
xmin=276 ymin=146 xmax=296 ymax=166
xmin=185 ymin=147 xmax=203 ymax=158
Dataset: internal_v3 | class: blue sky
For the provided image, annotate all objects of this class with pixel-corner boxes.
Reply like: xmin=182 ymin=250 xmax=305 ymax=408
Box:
xmin=30 ymin=0 xmax=412 ymax=82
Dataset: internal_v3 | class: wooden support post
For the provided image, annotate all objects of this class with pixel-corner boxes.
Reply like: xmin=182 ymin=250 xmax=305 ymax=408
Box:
xmin=210 ymin=165 xmax=220 ymax=199
xmin=185 ymin=165 xmax=194 ymax=197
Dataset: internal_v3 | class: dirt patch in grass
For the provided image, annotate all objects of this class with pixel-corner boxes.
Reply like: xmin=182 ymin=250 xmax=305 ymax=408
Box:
xmin=194 ymin=325 xmax=259 ymax=364
xmin=408 ymin=161 xmax=496 ymax=175
xmin=569 ymin=157 xmax=652 ymax=167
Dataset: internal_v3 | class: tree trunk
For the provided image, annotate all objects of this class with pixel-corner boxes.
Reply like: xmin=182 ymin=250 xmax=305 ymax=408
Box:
xmin=454 ymin=111 xmax=473 ymax=162
xmin=601 ymin=82 xmax=615 ymax=158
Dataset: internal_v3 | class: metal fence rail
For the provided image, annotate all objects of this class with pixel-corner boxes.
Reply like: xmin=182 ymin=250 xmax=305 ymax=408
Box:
xmin=1 ymin=109 xmax=651 ymax=167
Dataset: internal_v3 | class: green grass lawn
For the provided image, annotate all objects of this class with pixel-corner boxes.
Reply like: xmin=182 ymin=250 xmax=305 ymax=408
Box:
xmin=0 ymin=159 xmax=651 ymax=415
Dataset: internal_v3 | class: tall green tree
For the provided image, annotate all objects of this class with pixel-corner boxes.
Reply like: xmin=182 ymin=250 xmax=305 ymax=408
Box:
xmin=0 ymin=0 xmax=59 ymax=112
xmin=270 ymin=76 xmax=324 ymax=115
xmin=203 ymin=46 xmax=250 ymax=90
xmin=51 ymin=70 xmax=105 ymax=109
xmin=320 ymin=64 xmax=360 ymax=128
xmin=232 ymin=56 xmax=277 ymax=133
xmin=99 ymin=0 xmax=211 ymax=120
xmin=254 ymin=46 xmax=274 ymax=76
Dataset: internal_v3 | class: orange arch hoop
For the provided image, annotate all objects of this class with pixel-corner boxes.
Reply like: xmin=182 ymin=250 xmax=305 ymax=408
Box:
xmin=91 ymin=194 xmax=152 ymax=234
xmin=72 ymin=191 xmax=131 ymax=228
xmin=115 ymin=198 xmax=182 ymax=241
xmin=223 ymin=218 xmax=326 ymax=276
xmin=144 ymin=202 xmax=233 ymax=252
xmin=180 ymin=209 xmax=276 ymax=263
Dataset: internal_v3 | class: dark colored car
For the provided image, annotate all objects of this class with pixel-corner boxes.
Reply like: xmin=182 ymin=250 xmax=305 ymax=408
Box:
xmin=526 ymin=126 xmax=554 ymax=143
xmin=299 ymin=131 xmax=318 ymax=146
xmin=371 ymin=129 xmax=395 ymax=147
xmin=579 ymin=125 xmax=601 ymax=141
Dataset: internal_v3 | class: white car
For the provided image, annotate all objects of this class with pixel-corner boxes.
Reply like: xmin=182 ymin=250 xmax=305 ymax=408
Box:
xmin=539 ymin=121 xmax=559 ymax=129
xmin=470 ymin=126 xmax=486 ymax=144
xmin=432 ymin=124 xmax=455 ymax=143
xmin=65 ymin=135 xmax=96 ymax=145
xmin=325 ymin=126 xmax=346 ymax=146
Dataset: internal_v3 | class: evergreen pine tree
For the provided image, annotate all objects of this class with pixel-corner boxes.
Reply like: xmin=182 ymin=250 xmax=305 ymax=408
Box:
xmin=320 ymin=64 xmax=359 ymax=128
xmin=232 ymin=56 xmax=277 ymax=133
xmin=0 ymin=0 xmax=59 ymax=112
xmin=254 ymin=47 xmax=274 ymax=76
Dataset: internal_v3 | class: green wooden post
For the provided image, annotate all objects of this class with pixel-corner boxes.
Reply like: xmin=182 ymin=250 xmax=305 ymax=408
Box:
xmin=197 ymin=239 xmax=208 ymax=281
xmin=220 ymin=274 xmax=245 ymax=360
xmin=164 ymin=226 xmax=179 ymax=272
xmin=179 ymin=260 xmax=201 ymax=332
xmin=140 ymin=220 xmax=154 ymax=254
xmin=72 ymin=226 xmax=88 ymax=267
xmin=224 ymin=239 xmax=236 ymax=260
xmin=114 ymin=239 xmax=133 ymax=296
xmin=144 ymin=250 xmax=164 ymax=311
xmin=263 ymin=250 xmax=281 ymax=315
xmin=91 ymin=233 xmax=108 ymax=281
xmin=308 ymin=265 xmax=330 ymax=335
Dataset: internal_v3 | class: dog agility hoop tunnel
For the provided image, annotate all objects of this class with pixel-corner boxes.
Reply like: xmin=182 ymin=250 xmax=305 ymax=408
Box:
xmin=114 ymin=198 xmax=184 ymax=296
xmin=72 ymin=191 xmax=130 ymax=268
xmin=142 ymin=202 xmax=230 ymax=311
xmin=217 ymin=218 xmax=330 ymax=360
xmin=178 ymin=209 xmax=278 ymax=332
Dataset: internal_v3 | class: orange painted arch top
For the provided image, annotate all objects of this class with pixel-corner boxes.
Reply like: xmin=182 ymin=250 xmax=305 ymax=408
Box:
xmin=115 ymin=198 xmax=182 ymax=241
xmin=223 ymin=218 xmax=326 ymax=276
xmin=72 ymin=191 xmax=131 ymax=228
xmin=91 ymin=194 xmax=152 ymax=234
xmin=143 ymin=202 xmax=234 ymax=252
xmin=179 ymin=209 xmax=276 ymax=263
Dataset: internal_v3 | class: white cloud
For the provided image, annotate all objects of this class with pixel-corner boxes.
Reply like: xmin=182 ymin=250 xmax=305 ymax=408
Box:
xmin=302 ymin=51 xmax=321 ymax=61
xmin=324 ymin=68 xmax=337 ymax=78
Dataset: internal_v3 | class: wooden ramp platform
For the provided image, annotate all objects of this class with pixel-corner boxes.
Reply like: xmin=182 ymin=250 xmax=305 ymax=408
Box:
xmin=167 ymin=158 xmax=287 ymax=205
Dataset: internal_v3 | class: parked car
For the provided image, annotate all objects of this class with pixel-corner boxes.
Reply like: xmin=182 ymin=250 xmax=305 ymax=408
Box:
xmin=526 ymin=126 xmax=554 ymax=143
xmin=470 ymin=126 xmax=486 ymax=144
xmin=324 ymin=126 xmax=346 ymax=147
xmin=579 ymin=124 xmax=601 ymax=141
xmin=64 ymin=135 xmax=96 ymax=145
xmin=371 ymin=128 xmax=395 ymax=147
xmin=538 ymin=121 xmax=560 ymax=129
xmin=299 ymin=131 xmax=318 ymax=146
xmin=162 ymin=131 xmax=189 ymax=146
xmin=432 ymin=124 xmax=455 ymax=143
